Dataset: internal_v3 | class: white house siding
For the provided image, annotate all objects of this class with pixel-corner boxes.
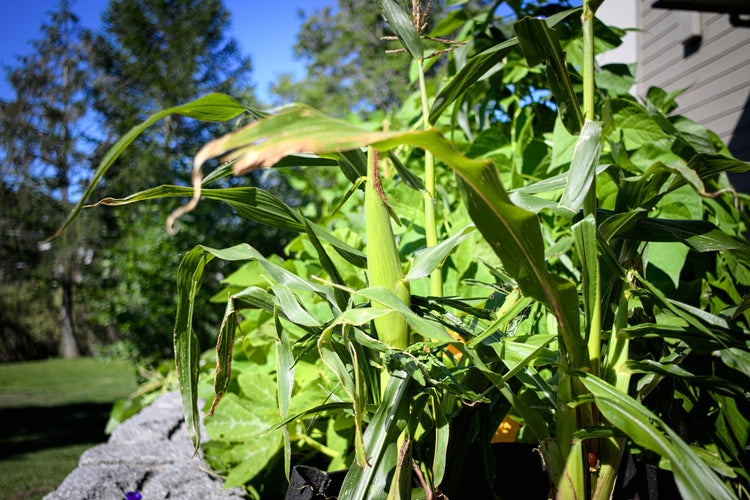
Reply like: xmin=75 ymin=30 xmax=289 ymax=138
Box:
xmin=636 ymin=1 xmax=750 ymax=164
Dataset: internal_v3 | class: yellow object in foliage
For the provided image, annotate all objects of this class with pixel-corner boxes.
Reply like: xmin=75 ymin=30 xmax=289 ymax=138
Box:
xmin=492 ymin=414 xmax=521 ymax=443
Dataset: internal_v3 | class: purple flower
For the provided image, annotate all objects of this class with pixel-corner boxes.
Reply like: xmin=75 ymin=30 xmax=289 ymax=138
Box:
xmin=125 ymin=493 xmax=142 ymax=500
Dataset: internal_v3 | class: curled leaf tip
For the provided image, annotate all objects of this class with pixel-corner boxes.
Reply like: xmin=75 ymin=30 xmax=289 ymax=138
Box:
xmin=166 ymin=156 xmax=204 ymax=235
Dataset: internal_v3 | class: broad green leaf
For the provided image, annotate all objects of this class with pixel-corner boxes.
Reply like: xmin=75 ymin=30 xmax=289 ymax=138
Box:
xmin=514 ymin=17 xmax=583 ymax=134
xmin=405 ymin=225 xmax=475 ymax=281
xmin=559 ymin=120 xmax=603 ymax=212
xmin=206 ymin=393 xmax=282 ymax=488
xmin=222 ymin=436 xmax=282 ymax=488
xmin=378 ymin=0 xmax=422 ymax=61
xmin=52 ymin=93 xmax=246 ymax=238
xmin=429 ymin=8 xmax=580 ymax=124
xmin=206 ymin=392 xmax=277 ymax=441
xmin=579 ymin=373 xmax=737 ymax=500
xmin=611 ymin=99 xmax=669 ymax=151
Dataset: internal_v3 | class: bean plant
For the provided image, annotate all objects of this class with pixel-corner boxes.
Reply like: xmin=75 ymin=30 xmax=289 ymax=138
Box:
xmin=57 ymin=1 xmax=750 ymax=499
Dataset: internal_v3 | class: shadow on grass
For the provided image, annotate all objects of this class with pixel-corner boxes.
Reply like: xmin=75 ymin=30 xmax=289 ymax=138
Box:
xmin=1 ymin=402 xmax=112 ymax=458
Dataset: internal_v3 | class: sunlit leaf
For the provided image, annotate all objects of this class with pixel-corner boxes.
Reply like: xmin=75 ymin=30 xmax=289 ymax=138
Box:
xmin=378 ymin=0 xmax=423 ymax=61
xmin=52 ymin=93 xmax=247 ymax=238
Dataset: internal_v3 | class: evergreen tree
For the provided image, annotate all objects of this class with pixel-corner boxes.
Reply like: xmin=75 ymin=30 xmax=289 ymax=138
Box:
xmin=85 ymin=0 xmax=269 ymax=359
xmin=0 ymin=0 xmax=95 ymax=358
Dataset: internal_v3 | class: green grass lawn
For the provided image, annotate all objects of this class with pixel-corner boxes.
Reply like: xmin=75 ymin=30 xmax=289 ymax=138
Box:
xmin=0 ymin=358 xmax=138 ymax=500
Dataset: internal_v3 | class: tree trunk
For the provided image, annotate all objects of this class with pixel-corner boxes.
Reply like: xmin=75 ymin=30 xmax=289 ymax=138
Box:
xmin=60 ymin=269 xmax=80 ymax=358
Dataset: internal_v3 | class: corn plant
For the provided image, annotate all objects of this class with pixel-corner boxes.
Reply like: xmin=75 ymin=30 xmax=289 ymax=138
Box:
xmin=56 ymin=1 xmax=750 ymax=499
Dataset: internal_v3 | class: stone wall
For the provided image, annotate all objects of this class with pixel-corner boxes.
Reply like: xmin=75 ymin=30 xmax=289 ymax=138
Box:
xmin=44 ymin=392 xmax=245 ymax=500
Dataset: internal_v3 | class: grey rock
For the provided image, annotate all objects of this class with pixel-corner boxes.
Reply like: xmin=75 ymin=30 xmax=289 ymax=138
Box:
xmin=43 ymin=392 xmax=246 ymax=500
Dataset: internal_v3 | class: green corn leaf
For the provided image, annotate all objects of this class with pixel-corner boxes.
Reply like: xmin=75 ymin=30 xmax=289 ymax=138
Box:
xmin=91 ymin=185 xmax=303 ymax=231
xmin=573 ymin=214 xmax=598 ymax=337
xmin=303 ymin=218 xmax=350 ymax=311
xmin=89 ymin=184 xmax=368 ymax=267
xmin=512 ymin=164 xmax=611 ymax=195
xmin=513 ymin=17 xmax=584 ymax=134
xmin=274 ymin=310 xmax=294 ymax=481
xmin=627 ymin=359 xmax=745 ymax=397
xmin=51 ymin=93 xmax=246 ymax=239
xmin=579 ymin=373 xmax=737 ymax=500
xmin=318 ymin=325 xmax=369 ymax=468
xmin=387 ymin=149 xmax=425 ymax=191
xmin=337 ymin=148 xmax=368 ymax=186
xmin=622 ymin=217 xmax=749 ymax=252
xmin=271 ymin=283 xmax=323 ymax=327
xmin=429 ymin=8 xmax=580 ymax=124
xmin=174 ymin=246 xmax=211 ymax=453
xmin=559 ymin=120 xmax=603 ymax=212
xmin=432 ymin=390 xmax=449 ymax=488
xmin=356 ymin=286 xmax=453 ymax=342
xmin=378 ymin=0 xmax=423 ymax=61
xmin=339 ymin=370 xmax=412 ymax=500
xmin=405 ymin=225 xmax=475 ymax=282
xmin=625 ymin=324 xmax=743 ymax=353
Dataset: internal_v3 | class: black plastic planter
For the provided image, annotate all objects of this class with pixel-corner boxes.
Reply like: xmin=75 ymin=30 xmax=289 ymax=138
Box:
xmin=284 ymin=443 xmax=681 ymax=499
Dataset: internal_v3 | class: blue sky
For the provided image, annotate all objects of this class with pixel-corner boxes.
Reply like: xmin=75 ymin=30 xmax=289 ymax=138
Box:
xmin=0 ymin=0 xmax=335 ymax=103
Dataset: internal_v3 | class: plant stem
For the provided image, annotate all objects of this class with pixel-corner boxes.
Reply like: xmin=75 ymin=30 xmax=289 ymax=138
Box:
xmin=418 ymin=59 xmax=442 ymax=297
xmin=583 ymin=4 xmax=596 ymax=122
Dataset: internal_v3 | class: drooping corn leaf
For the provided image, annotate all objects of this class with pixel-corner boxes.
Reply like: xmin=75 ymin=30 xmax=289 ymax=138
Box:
xmin=627 ymin=359 xmax=745 ymax=397
xmin=89 ymin=184 xmax=369 ymax=268
xmin=52 ymin=93 xmax=247 ymax=239
xmin=579 ymin=373 xmax=737 ymax=500
xmin=174 ymin=246 xmax=211 ymax=453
